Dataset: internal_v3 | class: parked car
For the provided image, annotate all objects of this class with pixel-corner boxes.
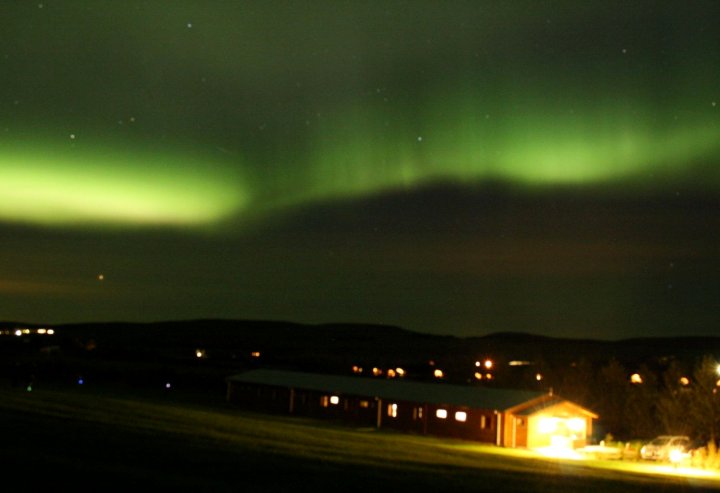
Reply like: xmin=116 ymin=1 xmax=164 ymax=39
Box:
xmin=640 ymin=435 xmax=691 ymax=462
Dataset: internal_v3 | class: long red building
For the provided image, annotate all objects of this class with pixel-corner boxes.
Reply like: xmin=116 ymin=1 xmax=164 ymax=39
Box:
xmin=226 ymin=369 xmax=597 ymax=449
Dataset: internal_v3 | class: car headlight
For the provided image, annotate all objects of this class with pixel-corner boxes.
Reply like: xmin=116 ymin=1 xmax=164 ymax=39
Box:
xmin=669 ymin=449 xmax=684 ymax=463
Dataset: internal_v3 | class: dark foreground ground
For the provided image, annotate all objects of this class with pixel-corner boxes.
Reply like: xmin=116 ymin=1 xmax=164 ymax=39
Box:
xmin=1 ymin=383 xmax=718 ymax=493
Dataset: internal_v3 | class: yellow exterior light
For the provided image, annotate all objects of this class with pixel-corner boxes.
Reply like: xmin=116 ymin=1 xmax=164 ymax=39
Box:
xmin=395 ymin=367 xmax=405 ymax=377
xmin=567 ymin=417 xmax=585 ymax=433
xmin=352 ymin=365 xmax=363 ymax=374
xmin=630 ymin=373 xmax=643 ymax=384
xmin=485 ymin=373 xmax=493 ymax=380
xmin=37 ymin=328 xmax=47 ymax=334
xmin=47 ymin=329 xmax=54 ymax=335
xmin=475 ymin=360 xmax=481 ymax=367
xmin=535 ymin=373 xmax=543 ymax=381
xmin=474 ymin=372 xmax=483 ymax=380
xmin=484 ymin=359 xmax=493 ymax=370
xmin=251 ymin=351 xmax=261 ymax=358
xmin=387 ymin=369 xmax=397 ymax=378
xmin=434 ymin=369 xmax=444 ymax=379
xmin=679 ymin=376 xmax=690 ymax=386
xmin=14 ymin=329 xmax=22 ymax=336
xmin=538 ymin=417 xmax=558 ymax=434
xmin=372 ymin=367 xmax=383 ymax=377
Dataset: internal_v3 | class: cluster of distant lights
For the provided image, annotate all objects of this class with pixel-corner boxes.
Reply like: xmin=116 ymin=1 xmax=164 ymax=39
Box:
xmin=630 ymin=367 xmax=720 ymax=387
xmin=0 ymin=327 xmax=55 ymax=337
xmin=350 ymin=358 xmax=544 ymax=383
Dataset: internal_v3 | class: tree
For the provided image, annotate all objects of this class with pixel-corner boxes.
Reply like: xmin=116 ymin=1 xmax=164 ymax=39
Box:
xmin=687 ymin=355 xmax=720 ymax=444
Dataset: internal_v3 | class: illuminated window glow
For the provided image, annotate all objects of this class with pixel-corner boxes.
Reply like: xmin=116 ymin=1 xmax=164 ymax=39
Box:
xmin=330 ymin=395 xmax=340 ymax=405
xmin=455 ymin=411 xmax=467 ymax=422
xmin=388 ymin=403 xmax=398 ymax=418
xmin=436 ymin=409 xmax=447 ymax=419
xmin=359 ymin=400 xmax=369 ymax=408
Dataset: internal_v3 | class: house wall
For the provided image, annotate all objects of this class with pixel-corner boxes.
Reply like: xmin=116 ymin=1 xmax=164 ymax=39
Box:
xmin=502 ymin=413 xmax=528 ymax=448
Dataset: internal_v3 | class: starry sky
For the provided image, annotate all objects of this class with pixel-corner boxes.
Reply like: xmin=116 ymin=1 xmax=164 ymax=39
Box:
xmin=1 ymin=1 xmax=718 ymax=339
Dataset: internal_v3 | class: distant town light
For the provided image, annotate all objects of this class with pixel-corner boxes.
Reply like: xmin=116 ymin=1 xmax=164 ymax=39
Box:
xmin=395 ymin=367 xmax=405 ymax=377
xmin=47 ymin=329 xmax=54 ymax=335
xmin=436 ymin=409 xmax=447 ymax=419
xmin=679 ymin=376 xmax=690 ymax=386
xmin=433 ymin=369 xmax=444 ymax=379
xmin=14 ymin=329 xmax=22 ymax=336
xmin=165 ymin=382 xmax=172 ymax=389
xmin=22 ymin=329 xmax=30 ymax=334
xmin=330 ymin=395 xmax=339 ymax=405
xmin=195 ymin=349 xmax=206 ymax=359
xmin=484 ymin=359 xmax=494 ymax=370
xmin=509 ymin=361 xmax=531 ymax=366
xmin=716 ymin=364 xmax=720 ymax=377
xmin=485 ymin=373 xmax=493 ymax=380
xmin=77 ymin=377 xmax=84 ymax=385
xmin=372 ymin=367 xmax=383 ymax=377
xmin=352 ymin=365 xmax=363 ymax=374
xmin=535 ymin=373 xmax=543 ymax=381
xmin=474 ymin=372 xmax=483 ymax=380
xmin=630 ymin=373 xmax=643 ymax=384
xmin=251 ymin=351 xmax=261 ymax=358
xmin=37 ymin=328 xmax=47 ymax=334
xmin=387 ymin=369 xmax=397 ymax=378
xmin=475 ymin=360 xmax=481 ymax=367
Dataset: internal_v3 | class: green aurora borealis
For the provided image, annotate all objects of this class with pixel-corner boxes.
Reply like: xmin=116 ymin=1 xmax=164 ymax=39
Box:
xmin=1 ymin=1 xmax=718 ymax=338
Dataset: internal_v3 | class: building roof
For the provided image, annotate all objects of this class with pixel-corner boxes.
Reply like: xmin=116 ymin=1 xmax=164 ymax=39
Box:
xmin=228 ymin=369 xmax=549 ymax=411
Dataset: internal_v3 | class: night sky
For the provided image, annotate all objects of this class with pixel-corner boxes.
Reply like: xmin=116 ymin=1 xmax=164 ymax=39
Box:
xmin=1 ymin=1 xmax=718 ymax=339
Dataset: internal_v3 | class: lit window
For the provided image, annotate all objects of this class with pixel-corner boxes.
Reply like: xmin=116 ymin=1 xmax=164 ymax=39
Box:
xmin=251 ymin=351 xmax=261 ymax=358
xmin=417 ymin=407 xmax=423 ymax=418
xmin=480 ymin=415 xmax=487 ymax=429
xmin=359 ymin=400 xmax=369 ymax=408
xmin=388 ymin=403 xmax=398 ymax=418
xmin=330 ymin=395 xmax=340 ymax=405
xmin=321 ymin=396 xmax=329 ymax=407
xmin=436 ymin=409 xmax=447 ymax=419
xmin=455 ymin=411 xmax=467 ymax=422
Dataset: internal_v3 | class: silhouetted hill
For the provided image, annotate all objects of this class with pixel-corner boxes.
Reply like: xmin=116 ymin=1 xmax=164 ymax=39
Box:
xmin=3 ymin=319 xmax=719 ymax=381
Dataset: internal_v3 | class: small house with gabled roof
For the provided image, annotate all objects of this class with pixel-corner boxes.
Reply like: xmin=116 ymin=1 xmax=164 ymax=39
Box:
xmin=226 ymin=369 xmax=597 ymax=449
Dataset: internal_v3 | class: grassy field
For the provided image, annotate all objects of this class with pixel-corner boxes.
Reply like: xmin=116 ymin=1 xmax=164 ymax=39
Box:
xmin=1 ymin=384 xmax=719 ymax=492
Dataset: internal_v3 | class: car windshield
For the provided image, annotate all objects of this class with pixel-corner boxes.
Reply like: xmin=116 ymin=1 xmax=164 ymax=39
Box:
xmin=649 ymin=437 xmax=672 ymax=445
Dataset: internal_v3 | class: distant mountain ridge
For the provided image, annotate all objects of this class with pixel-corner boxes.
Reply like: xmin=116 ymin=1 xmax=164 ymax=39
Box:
xmin=3 ymin=319 xmax=718 ymax=374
